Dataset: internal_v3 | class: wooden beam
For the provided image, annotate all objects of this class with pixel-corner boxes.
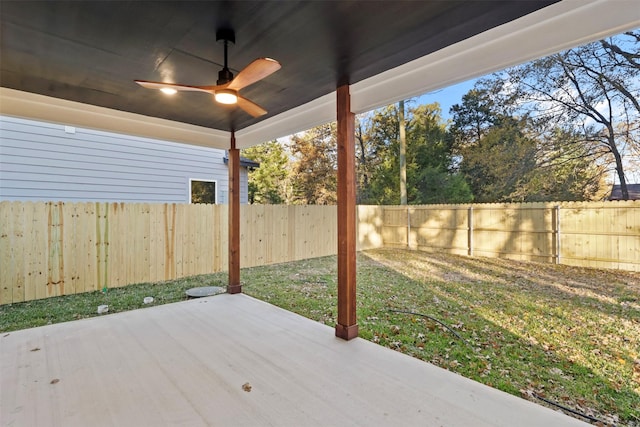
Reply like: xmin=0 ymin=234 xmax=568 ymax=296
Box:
xmin=335 ymin=85 xmax=358 ymax=340
xmin=228 ymin=131 xmax=241 ymax=294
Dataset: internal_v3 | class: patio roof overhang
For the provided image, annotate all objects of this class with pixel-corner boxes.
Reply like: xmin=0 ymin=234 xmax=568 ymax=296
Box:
xmin=1 ymin=1 xmax=638 ymax=149
xmin=2 ymin=0 xmax=639 ymax=340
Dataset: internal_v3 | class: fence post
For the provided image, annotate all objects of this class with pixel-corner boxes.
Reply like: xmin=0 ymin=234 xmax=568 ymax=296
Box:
xmin=553 ymin=205 xmax=561 ymax=265
xmin=468 ymin=206 xmax=474 ymax=257
xmin=407 ymin=206 xmax=411 ymax=250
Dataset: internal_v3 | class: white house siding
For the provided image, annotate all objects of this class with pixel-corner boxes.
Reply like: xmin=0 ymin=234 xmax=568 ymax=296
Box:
xmin=0 ymin=115 xmax=249 ymax=203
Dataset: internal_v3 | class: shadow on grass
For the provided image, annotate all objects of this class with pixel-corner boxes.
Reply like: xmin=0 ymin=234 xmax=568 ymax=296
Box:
xmin=385 ymin=248 xmax=640 ymax=314
xmin=242 ymin=251 xmax=639 ymax=425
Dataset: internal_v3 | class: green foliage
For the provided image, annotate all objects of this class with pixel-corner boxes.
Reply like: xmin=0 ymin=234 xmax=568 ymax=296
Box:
xmin=242 ymin=140 xmax=289 ymax=204
xmin=288 ymin=123 xmax=337 ymax=205
xmin=410 ymin=167 xmax=473 ymax=204
xmin=407 ymin=104 xmax=473 ymax=204
xmin=356 ymin=105 xmax=400 ymax=204
xmin=511 ymin=127 xmax=609 ymax=201
xmin=455 ymin=113 xmax=538 ymax=202
xmin=449 ymin=88 xmax=499 ymax=147
xmin=359 ymin=102 xmax=471 ymax=204
xmin=245 ymin=107 xmax=471 ymax=206
xmin=450 ymin=83 xmax=613 ymax=203
xmin=408 ymin=104 xmax=450 ymax=170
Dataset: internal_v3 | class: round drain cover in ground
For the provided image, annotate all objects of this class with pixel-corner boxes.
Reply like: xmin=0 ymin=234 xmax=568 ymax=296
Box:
xmin=185 ymin=286 xmax=225 ymax=298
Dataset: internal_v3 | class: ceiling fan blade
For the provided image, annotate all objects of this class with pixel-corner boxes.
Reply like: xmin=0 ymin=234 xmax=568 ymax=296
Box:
xmin=135 ymin=80 xmax=227 ymax=93
xmin=237 ymin=95 xmax=267 ymax=117
xmin=227 ymin=58 xmax=281 ymax=91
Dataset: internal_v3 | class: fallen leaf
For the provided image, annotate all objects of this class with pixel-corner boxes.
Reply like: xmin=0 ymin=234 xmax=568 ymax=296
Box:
xmin=30 ymin=347 xmax=40 ymax=352
xmin=50 ymin=379 xmax=60 ymax=384
xmin=549 ymin=367 xmax=563 ymax=376
xmin=520 ymin=388 xmax=534 ymax=399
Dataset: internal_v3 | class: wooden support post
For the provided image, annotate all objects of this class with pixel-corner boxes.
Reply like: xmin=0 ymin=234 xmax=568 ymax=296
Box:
xmin=228 ymin=131 xmax=241 ymax=294
xmin=335 ymin=85 xmax=358 ymax=340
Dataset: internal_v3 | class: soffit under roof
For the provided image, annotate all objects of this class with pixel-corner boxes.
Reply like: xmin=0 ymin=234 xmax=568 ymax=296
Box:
xmin=0 ymin=1 xmax=557 ymax=133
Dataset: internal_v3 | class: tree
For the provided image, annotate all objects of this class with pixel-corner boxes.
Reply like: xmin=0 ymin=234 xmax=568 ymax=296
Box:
xmin=408 ymin=103 xmax=472 ymax=203
xmin=449 ymin=89 xmax=499 ymax=147
xmin=512 ymin=127 xmax=608 ymax=201
xmin=355 ymin=113 xmax=386 ymax=203
xmin=449 ymin=88 xmax=535 ymax=202
xmin=498 ymin=31 xmax=640 ymax=199
xmin=411 ymin=167 xmax=473 ymax=204
xmin=360 ymin=102 xmax=472 ymax=204
xmin=357 ymin=104 xmax=401 ymax=204
xmin=450 ymin=62 xmax=624 ymax=202
xmin=242 ymin=140 xmax=290 ymax=204
xmin=288 ymin=123 xmax=337 ymax=205
xmin=455 ymin=114 xmax=538 ymax=202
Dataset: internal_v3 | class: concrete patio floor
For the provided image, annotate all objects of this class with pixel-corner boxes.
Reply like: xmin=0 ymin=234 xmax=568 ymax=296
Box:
xmin=1 ymin=294 xmax=588 ymax=426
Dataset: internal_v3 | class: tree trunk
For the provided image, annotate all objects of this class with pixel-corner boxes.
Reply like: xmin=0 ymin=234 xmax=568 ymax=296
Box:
xmin=610 ymin=135 xmax=629 ymax=199
xmin=399 ymin=100 xmax=407 ymax=205
xmin=357 ymin=124 xmax=369 ymax=187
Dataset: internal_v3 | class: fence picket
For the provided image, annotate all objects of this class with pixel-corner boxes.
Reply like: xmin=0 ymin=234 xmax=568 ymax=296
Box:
xmin=0 ymin=201 xmax=638 ymax=304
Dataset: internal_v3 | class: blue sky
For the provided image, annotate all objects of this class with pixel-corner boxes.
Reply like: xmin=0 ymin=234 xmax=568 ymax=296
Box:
xmin=412 ymin=79 xmax=477 ymax=122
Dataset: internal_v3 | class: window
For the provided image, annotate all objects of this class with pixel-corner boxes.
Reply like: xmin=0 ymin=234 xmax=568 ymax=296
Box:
xmin=190 ymin=179 xmax=217 ymax=204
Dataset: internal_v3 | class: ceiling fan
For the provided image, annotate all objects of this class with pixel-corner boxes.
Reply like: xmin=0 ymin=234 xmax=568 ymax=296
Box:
xmin=135 ymin=29 xmax=280 ymax=117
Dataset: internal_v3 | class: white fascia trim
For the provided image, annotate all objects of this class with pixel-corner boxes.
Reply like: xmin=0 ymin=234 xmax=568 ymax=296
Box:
xmin=0 ymin=87 xmax=230 ymax=149
xmin=351 ymin=0 xmax=640 ymax=114
xmin=238 ymin=0 xmax=640 ymax=147
xmin=235 ymin=92 xmax=335 ymax=149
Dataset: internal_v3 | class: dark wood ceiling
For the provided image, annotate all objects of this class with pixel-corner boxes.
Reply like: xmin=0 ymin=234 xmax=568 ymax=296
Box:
xmin=0 ymin=1 xmax=557 ymax=132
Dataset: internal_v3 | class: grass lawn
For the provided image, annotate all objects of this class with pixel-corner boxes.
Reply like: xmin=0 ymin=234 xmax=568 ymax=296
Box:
xmin=1 ymin=249 xmax=639 ymax=425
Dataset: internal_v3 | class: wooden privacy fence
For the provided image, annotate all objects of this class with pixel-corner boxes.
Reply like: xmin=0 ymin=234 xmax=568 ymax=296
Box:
xmin=0 ymin=202 xmax=374 ymax=304
xmin=380 ymin=201 xmax=640 ymax=271
xmin=0 ymin=201 xmax=638 ymax=304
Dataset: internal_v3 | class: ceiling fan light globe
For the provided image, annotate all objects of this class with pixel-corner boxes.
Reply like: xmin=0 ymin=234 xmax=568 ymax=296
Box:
xmin=215 ymin=90 xmax=238 ymax=104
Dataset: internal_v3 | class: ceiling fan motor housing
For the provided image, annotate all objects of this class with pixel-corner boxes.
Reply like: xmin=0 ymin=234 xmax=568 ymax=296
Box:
xmin=217 ymin=68 xmax=234 ymax=85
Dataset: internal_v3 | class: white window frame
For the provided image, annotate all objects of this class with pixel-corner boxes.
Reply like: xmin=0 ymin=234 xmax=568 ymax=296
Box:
xmin=189 ymin=178 xmax=218 ymax=204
